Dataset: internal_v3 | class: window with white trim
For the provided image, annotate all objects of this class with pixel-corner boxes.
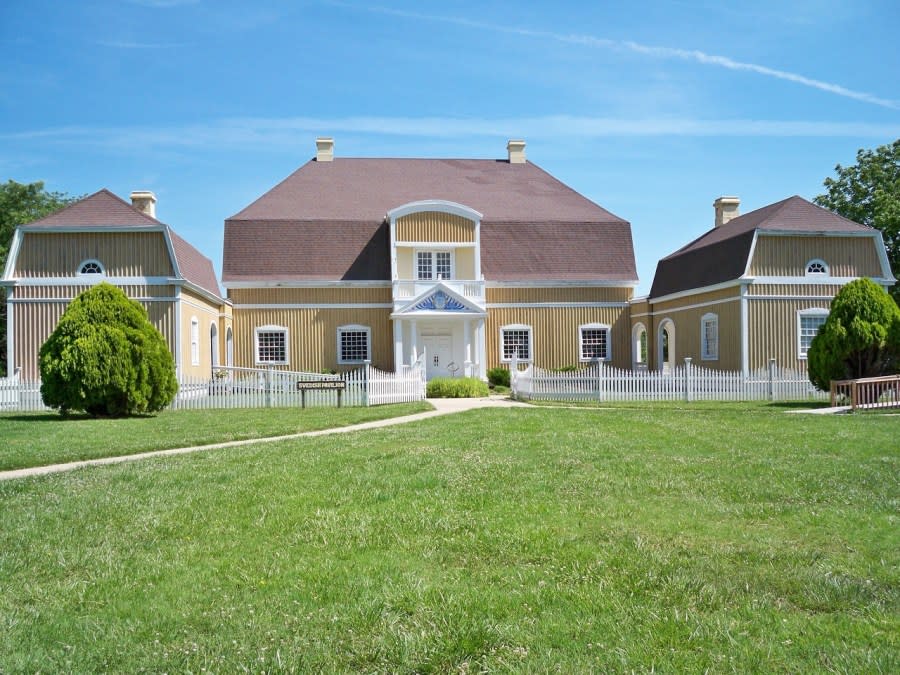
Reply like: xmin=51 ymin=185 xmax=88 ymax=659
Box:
xmin=805 ymin=259 xmax=829 ymax=276
xmin=701 ymin=313 xmax=718 ymax=361
xmin=78 ymin=259 xmax=104 ymax=275
xmin=190 ymin=317 xmax=200 ymax=366
xmin=580 ymin=323 xmax=611 ymax=361
xmin=337 ymin=325 xmax=371 ymax=364
xmin=798 ymin=310 xmax=829 ymax=359
xmin=416 ymin=250 xmax=453 ymax=280
xmin=255 ymin=325 xmax=288 ymax=365
xmin=501 ymin=324 xmax=532 ymax=362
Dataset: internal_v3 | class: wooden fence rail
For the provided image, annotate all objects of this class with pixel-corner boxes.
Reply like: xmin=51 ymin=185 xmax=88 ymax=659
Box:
xmin=830 ymin=375 xmax=900 ymax=411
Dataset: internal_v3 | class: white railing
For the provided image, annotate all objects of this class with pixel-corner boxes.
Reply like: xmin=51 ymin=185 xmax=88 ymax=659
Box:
xmin=510 ymin=357 xmax=826 ymax=403
xmin=0 ymin=360 xmax=428 ymax=414
xmin=392 ymin=280 xmax=485 ymax=304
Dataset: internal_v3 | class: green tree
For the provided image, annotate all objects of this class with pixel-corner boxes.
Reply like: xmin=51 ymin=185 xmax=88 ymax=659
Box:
xmin=807 ymin=278 xmax=900 ymax=391
xmin=1 ymin=180 xmax=78 ymax=375
xmin=39 ymin=283 xmax=178 ymax=416
xmin=814 ymin=139 xmax=900 ymax=303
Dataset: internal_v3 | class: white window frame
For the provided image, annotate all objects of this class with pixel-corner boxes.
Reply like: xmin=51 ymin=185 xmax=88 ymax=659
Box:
xmin=415 ymin=249 xmax=455 ymax=281
xmin=805 ymin=259 xmax=829 ymax=276
xmin=337 ymin=324 xmax=371 ymax=364
xmin=190 ymin=316 xmax=200 ymax=366
xmin=255 ymin=325 xmax=289 ymax=365
xmin=500 ymin=324 xmax=533 ymax=362
xmin=77 ymin=259 xmax=105 ymax=276
xmin=797 ymin=309 xmax=829 ymax=359
xmin=579 ymin=323 xmax=612 ymax=362
xmin=700 ymin=312 xmax=719 ymax=361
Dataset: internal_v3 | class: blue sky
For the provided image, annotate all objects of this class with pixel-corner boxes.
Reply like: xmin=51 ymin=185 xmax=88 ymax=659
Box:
xmin=2 ymin=0 xmax=899 ymax=294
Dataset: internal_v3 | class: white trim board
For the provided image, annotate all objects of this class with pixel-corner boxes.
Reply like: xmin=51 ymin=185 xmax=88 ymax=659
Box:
xmin=486 ymin=302 xmax=629 ymax=309
xmin=234 ymin=303 xmax=393 ymax=310
xmin=223 ymin=280 xmax=392 ymax=289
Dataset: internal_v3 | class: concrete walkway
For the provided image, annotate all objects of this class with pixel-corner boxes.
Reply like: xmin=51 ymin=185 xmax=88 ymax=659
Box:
xmin=0 ymin=396 xmax=531 ymax=482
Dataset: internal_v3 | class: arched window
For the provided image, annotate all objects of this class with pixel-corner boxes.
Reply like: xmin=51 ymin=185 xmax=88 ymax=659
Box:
xmin=77 ymin=259 xmax=105 ymax=276
xmin=805 ymin=259 xmax=828 ymax=276
xmin=632 ymin=323 xmax=648 ymax=368
xmin=658 ymin=319 xmax=675 ymax=372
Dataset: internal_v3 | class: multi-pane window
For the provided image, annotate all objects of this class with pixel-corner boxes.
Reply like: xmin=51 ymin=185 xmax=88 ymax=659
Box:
xmin=798 ymin=311 xmax=828 ymax=358
xmin=255 ymin=326 xmax=288 ymax=364
xmin=701 ymin=313 xmax=718 ymax=360
xmin=806 ymin=259 xmax=828 ymax=275
xmin=337 ymin=326 xmax=370 ymax=364
xmin=416 ymin=251 xmax=453 ymax=280
xmin=78 ymin=260 xmax=104 ymax=275
xmin=501 ymin=326 xmax=532 ymax=361
xmin=580 ymin=324 xmax=610 ymax=361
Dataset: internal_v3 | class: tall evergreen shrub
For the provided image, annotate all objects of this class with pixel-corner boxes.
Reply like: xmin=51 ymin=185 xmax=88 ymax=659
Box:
xmin=39 ymin=283 xmax=178 ymax=416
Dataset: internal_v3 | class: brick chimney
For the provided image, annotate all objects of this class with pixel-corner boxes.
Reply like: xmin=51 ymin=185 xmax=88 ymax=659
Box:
xmin=713 ymin=196 xmax=740 ymax=228
xmin=316 ymin=137 xmax=334 ymax=162
xmin=507 ymin=139 xmax=526 ymax=164
xmin=130 ymin=191 xmax=157 ymax=219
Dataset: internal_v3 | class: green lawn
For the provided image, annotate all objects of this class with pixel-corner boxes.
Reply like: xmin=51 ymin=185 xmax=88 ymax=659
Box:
xmin=0 ymin=402 xmax=432 ymax=471
xmin=0 ymin=405 xmax=897 ymax=672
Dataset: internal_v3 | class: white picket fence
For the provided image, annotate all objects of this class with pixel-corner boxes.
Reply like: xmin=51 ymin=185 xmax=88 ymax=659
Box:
xmin=510 ymin=357 xmax=827 ymax=403
xmin=0 ymin=359 xmax=427 ymax=414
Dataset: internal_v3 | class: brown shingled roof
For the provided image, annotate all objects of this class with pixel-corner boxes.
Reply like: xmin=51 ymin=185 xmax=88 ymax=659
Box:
xmin=224 ymin=158 xmax=636 ymax=282
xmin=649 ymin=195 xmax=874 ymax=298
xmin=26 ymin=189 xmax=162 ymax=227
xmin=23 ymin=189 xmax=223 ymax=300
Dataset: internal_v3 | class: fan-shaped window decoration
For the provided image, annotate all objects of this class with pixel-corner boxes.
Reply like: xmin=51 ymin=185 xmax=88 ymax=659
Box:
xmin=805 ymin=259 xmax=828 ymax=276
xmin=78 ymin=260 xmax=105 ymax=276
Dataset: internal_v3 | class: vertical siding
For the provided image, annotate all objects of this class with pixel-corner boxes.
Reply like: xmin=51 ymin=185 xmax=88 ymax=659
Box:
xmin=233 ymin=308 xmax=394 ymax=372
xmin=12 ymin=293 xmax=176 ymax=380
xmin=486 ymin=287 xmax=633 ymax=303
xmin=179 ymin=289 xmax=223 ymax=378
xmin=15 ymin=232 xmax=174 ymax=277
xmin=485 ymin=307 xmax=631 ymax=370
xmin=396 ymin=212 xmax=476 ymax=243
xmin=748 ymin=236 xmax=882 ymax=277
xmin=228 ymin=287 xmax=391 ymax=304
xmin=747 ymin=298 xmax=831 ymax=371
xmin=651 ymin=300 xmax=742 ymax=371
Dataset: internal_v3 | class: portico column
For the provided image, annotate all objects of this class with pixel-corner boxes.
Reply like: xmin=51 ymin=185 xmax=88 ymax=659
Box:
xmin=410 ymin=320 xmax=418 ymax=363
xmin=464 ymin=319 xmax=473 ymax=377
xmin=476 ymin=318 xmax=486 ymax=380
xmin=393 ymin=319 xmax=403 ymax=369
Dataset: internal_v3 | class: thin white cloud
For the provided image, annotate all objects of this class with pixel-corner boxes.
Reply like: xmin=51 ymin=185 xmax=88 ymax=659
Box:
xmin=4 ymin=116 xmax=899 ymax=154
xmin=333 ymin=3 xmax=900 ymax=111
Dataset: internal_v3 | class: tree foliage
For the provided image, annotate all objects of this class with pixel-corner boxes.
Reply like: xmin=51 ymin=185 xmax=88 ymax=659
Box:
xmin=807 ymin=278 xmax=900 ymax=391
xmin=814 ymin=139 xmax=900 ymax=303
xmin=1 ymin=180 xmax=78 ymax=375
xmin=39 ymin=283 xmax=178 ymax=416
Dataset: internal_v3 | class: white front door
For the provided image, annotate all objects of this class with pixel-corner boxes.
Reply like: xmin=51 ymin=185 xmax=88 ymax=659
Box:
xmin=423 ymin=334 xmax=453 ymax=380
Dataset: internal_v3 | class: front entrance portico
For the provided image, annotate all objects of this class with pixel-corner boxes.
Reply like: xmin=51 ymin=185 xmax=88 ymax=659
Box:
xmin=391 ymin=283 xmax=487 ymax=380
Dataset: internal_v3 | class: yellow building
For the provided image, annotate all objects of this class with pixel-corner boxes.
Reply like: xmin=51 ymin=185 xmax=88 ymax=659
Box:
xmin=2 ymin=189 xmax=231 ymax=380
xmin=223 ymin=138 xmax=638 ymax=379
xmin=634 ymin=196 xmax=895 ymax=375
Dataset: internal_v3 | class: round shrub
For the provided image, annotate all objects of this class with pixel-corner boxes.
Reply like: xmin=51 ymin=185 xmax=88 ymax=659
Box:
xmin=486 ymin=367 xmax=510 ymax=388
xmin=807 ymin=278 xmax=900 ymax=391
xmin=39 ymin=283 xmax=178 ymax=416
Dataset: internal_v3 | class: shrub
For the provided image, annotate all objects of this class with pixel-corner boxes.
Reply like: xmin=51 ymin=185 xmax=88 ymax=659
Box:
xmin=39 ymin=283 xmax=178 ymax=416
xmin=426 ymin=377 xmax=490 ymax=398
xmin=807 ymin=278 xmax=900 ymax=391
xmin=487 ymin=366 xmax=510 ymax=388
